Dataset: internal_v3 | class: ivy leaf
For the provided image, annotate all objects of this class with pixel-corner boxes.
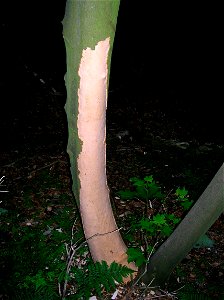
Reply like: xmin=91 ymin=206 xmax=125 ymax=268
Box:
xmin=127 ymin=248 xmax=147 ymax=267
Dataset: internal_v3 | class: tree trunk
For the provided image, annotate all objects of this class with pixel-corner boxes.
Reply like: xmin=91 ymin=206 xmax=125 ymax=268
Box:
xmin=141 ymin=163 xmax=224 ymax=285
xmin=62 ymin=0 xmax=137 ymax=272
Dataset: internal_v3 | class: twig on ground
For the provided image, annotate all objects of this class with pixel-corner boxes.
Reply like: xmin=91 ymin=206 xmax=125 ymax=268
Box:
xmin=0 ymin=176 xmax=8 ymax=192
xmin=28 ymin=159 xmax=67 ymax=176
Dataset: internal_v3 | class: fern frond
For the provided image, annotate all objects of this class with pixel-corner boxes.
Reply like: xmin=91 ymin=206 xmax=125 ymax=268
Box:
xmin=69 ymin=260 xmax=135 ymax=299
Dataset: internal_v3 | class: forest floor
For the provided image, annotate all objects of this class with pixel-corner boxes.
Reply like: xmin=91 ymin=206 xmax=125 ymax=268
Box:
xmin=0 ymin=65 xmax=224 ymax=299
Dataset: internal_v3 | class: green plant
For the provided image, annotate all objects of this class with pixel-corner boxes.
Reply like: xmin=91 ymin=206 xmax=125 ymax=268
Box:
xmin=117 ymin=176 xmax=193 ymax=212
xmin=21 ymin=270 xmax=59 ymax=299
xmin=175 ymin=187 xmax=193 ymax=210
xmin=126 ymin=213 xmax=181 ymax=267
xmin=117 ymin=175 xmax=164 ymax=202
xmin=126 ymin=247 xmax=147 ymax=267
xmin=66 ymin=260 xmax=135 ymax=299
xmin=117 ymin=176 xmax=193 ymax=268
xmin=0 ymin=193 xmax=77 ymax=299
xmin=8 ymin=223 xmax=69 ymax=297
xmin=139 ymin=213 xmax=181 ymax=238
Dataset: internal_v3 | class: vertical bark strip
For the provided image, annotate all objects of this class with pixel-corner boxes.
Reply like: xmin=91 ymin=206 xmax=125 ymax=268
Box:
xmin=77 ymin=38 xmax=128 ymax=264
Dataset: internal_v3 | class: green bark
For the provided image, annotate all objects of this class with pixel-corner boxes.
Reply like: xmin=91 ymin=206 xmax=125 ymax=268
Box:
xmin=141 ymin=163 xmax=224 ymax=285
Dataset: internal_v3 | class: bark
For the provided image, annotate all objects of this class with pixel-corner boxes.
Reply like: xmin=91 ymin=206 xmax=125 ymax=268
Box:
xmin=141 ymin=163 xmax=224 ymax=286
xmin=62 ymin=0 xmax=137 ymax=273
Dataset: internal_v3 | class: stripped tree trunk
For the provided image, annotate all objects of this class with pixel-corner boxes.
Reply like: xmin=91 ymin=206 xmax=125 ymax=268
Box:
xmin=62 ymin=0 xmax=137 ymax=273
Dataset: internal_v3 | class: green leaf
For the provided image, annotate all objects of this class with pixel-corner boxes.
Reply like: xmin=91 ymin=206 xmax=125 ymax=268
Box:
xmin=161 ymin=225 xmax=173 ymax=237
xmin=135 ymin=186 xmax=148 ymax=200
xmin=140 ymin=218 xmax=152 ymax=230
xmin=129 ymin=177 xmax=141 ymax=184
xmin=148 ymin=183 xmax=164 ymax=199
xmin=132 ymin=179 xmax=145 ymax=187
xmin=139 ymin=218 xmax=156 ymax=235
xmin=117 ymin=190 xmax=136 ymax=200
xmin=181 ymin=200 xmax=193 ymax=210
xmin=152 ymin=214 xmax=167 ymax=226
xmin=35 ymin=277 xmax=47 ymax=290
xmin=144 ymin=175 xmax=154 ymax=183
xmin=46 ymin=271 xmax=55 ymax=281
xmin=176 ymin=187 xmax=188 ymax=199
xmin=167 ymin=214 xmax=181 ymax=224
xmin=127 ymin=248 xmax=147 ymax=267
xmin=72 ymin=260 xmax=134 ymax=298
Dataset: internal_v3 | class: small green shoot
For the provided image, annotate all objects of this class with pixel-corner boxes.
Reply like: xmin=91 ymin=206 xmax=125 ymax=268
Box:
xmin=175 ymin=187 xmax=193 ymax=210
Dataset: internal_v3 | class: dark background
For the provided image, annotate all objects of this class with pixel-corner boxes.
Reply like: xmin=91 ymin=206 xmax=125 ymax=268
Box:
xmin=0 ymin=0 xmax=223 ymax=151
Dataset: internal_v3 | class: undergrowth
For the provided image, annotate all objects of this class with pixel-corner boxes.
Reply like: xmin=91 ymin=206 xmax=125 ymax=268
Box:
xmin=0 ymin=170 xmax=135 ymax=300
xmin=0 ymin=171 xmax=219 ymax=299
xmin=117 ymin=175 xmax=193 ymax=266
